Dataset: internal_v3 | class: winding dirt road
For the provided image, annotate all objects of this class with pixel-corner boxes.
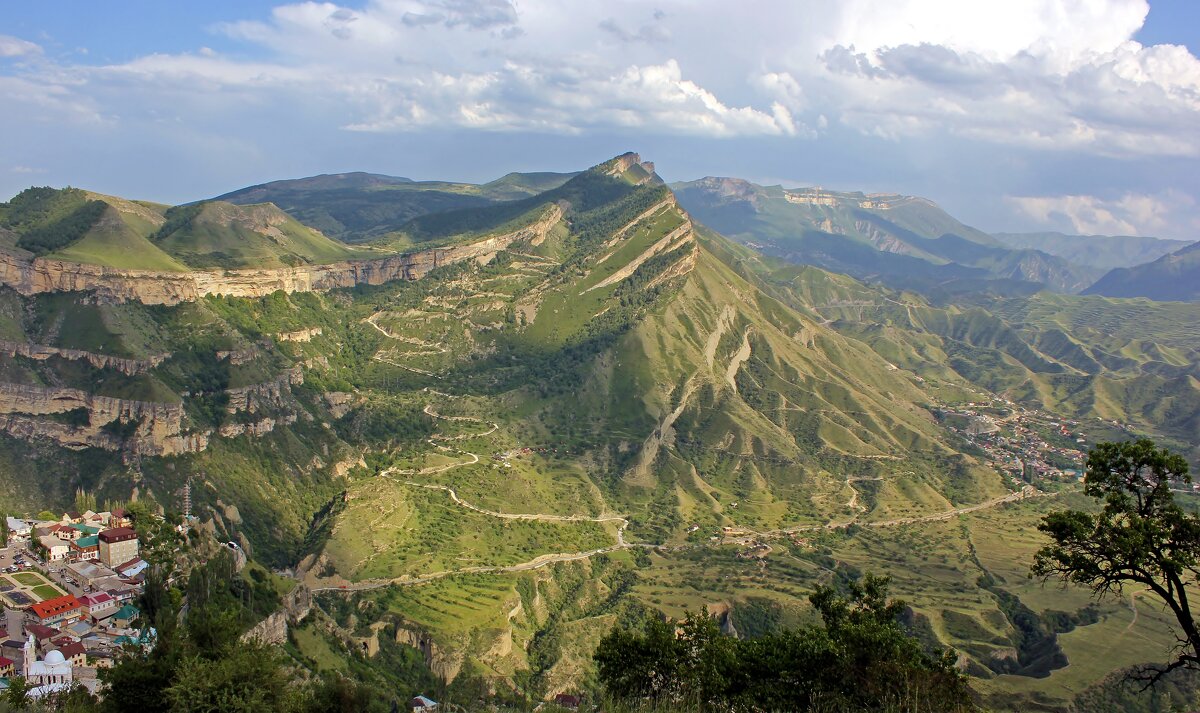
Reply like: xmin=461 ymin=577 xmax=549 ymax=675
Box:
xmin=312 ymin=399 xmax=1056 ymax=592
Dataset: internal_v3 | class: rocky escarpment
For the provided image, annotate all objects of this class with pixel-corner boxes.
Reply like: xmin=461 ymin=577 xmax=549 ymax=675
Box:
xmin=0 ymin=367 xmax=309 ymax=456
xmin=0 ymin=340 xmax=169 ymax=376
xmin=0 ymin=383 xmax=205 ymax=456
xmin=0 ymin=206 xmax=563 ymax=305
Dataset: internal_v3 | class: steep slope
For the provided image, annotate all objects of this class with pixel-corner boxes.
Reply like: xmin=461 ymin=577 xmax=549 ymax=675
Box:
xmin=216 ymin=170 xmax=577 ymax=242
xmin=993 ymin=231 xmax=1189 ymax=271
xmin=721 ymin=247 xmax=1200 ymax=449
xmin=673 ymin=178 xmax=1097 ymax=293
xmin=0 ymin=187 xmax=187 ymax=271
xmin=0 ymin=156 xmax=1191 ymax=707
xmin=152 ymin=201 xmax=377 ymax=269
xmin=1082 ymin=240 xmax=1200 ymax=302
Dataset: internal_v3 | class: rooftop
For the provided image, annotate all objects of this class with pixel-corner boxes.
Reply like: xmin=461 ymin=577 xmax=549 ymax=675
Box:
xmin=30 ymin=595 xmax=81 ymax=620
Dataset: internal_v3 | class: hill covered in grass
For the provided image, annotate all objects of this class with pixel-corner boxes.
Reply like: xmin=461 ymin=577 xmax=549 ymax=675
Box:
xmin=215 ymin=169 xmax=578 ymax=243
xmin=0 ymin=187 xmax=379 ymax=272
xmin=151 ymin=200 xmax=376 ymax=269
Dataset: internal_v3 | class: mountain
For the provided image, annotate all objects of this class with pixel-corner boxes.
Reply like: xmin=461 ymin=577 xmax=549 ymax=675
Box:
xmin=150 ymin=200 xmax=376 ymax=269
xmin=993 ymin=231 xmax=1189 ymax=271
xmin=672 ymin=177 xmax=1101 ymax=293
xmin=215 ymin=169 xmax=578 ymax=243
xmin=0 ymin=155 xmax=1195 ymax=710
xmin=1082 ymin=240 xmax=1200 ymax=302
xmin=0 ymin=187 xmax=381 ymax=273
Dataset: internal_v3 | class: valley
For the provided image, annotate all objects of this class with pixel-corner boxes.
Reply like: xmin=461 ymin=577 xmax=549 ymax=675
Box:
xmin=0 ymin=154 xmax=1196 ymax=710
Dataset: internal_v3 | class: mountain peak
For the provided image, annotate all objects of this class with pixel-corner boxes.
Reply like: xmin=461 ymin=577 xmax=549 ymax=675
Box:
xmin=602 ymin=152 xmax=658 ymax=184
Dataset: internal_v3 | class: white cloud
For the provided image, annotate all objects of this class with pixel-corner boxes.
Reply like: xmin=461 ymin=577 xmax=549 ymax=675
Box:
xmin=0 ymin=0 xmax=1197 ymax=230
xmin=0 ymin=0 xmax=1189 ymax=154
xmin=0 ymin=34 xmax=42 ymax=58
xmin=1007 ymin=191 xmax=1195 ymax=236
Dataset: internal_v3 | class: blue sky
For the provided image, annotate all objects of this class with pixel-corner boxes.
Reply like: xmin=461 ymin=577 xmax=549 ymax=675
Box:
xmin=1 ymin=0 xmax=1199 ymax=238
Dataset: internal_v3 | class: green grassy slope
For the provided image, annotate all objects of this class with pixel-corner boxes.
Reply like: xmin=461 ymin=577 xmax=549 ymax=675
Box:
xmin=215 ymin=170 xmax=575 ymax=243
xmin=51 ymin=203 xmax=188 ymax=271
xmin=153 ymin=201 xmax=376 ymax=269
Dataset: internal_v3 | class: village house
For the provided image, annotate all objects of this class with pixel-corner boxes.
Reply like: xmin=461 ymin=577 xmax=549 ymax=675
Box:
xmin=65 ymin=561 xmax=117 ymax=589
xmin=51 ymin=641 xmax=86 ymax=667
xmin=105 ymin=587 xmax=138 ymax=605
xmin=70 ymin=524 xmax=100 ymax=538
xmin=37 ymin=535 xmax=71 ymax=562
xmin=0 ymin=655 xmax=13 ymax=677
xmin=108 ymin=509 xmax=131 ymax=529
xmin=29 ymin=595 xmax=82 ymax=628
xmin=109 ymin=605 xmax=139 ymax=630
xmin=24 ymin=624 xmax=60 ymax=648
xmin=409 ymin=694 xmax=438 ymax=712
xmin=59 ymin=512 xmax=83 ymax=525
xmin=114 ymin=558 xmax=148 ymax=580
xmin=5 ymin=517 xmax=31 ymax=543
xmin=97 ymin=528 xmax=139 ymax=568
xmin=69 ymin=535 xmax=100 ymax=562
xmin=77 ymin=592 xmax=117 ymax=623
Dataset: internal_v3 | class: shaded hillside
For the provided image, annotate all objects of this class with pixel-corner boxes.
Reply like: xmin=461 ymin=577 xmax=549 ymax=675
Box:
xmin=673 ymin=178 xmax=1099 ymax=293
xmin=993 ymin=231 xmax=1188 ymax=271
xmin=216 ymin=170 xmax=577 ymax=243
xmin=151 ymin=200 xmax=377 ymax=269
xmin=1083 ymin=240 xmax=1200 ymax=302
xmin=716 ymin=246 xmax=1200 ymax=450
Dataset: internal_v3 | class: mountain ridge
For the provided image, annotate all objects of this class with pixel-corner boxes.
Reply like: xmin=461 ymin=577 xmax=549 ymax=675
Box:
xmin=671 ymin=176 xmax=1100 ymax=293
xmin=1082 ymin=239 xmax=1200 ymax=302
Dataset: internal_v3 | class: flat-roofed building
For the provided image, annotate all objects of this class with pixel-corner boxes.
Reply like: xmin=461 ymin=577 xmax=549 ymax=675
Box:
xmin=97 ymin=528 xmax=138 ymax=568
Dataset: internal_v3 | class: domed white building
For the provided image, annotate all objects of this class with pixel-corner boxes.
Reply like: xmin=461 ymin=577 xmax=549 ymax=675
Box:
xmin=21 ymin=634 xmax=72 ymax=698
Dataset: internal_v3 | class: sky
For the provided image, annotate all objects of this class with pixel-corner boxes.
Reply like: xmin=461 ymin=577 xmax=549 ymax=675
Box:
xmin=1 ymin=0 xmax=1199 ymax=239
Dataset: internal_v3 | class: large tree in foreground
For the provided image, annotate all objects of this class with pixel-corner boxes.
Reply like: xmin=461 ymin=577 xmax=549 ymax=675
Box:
xmin=1034 ymin=438 xmax=1200 ymax=681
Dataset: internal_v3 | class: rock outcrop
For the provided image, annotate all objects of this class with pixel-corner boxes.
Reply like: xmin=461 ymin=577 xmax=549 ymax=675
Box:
xmin=242 ymin=611 xmax=288 ymax=646
xmin=0 ymin=206 xmax=563 ymax=305
xmin=0 ymin=340 xmax=168 ymax=376
xmin=0 ymin=382 xmax=206 ymax=456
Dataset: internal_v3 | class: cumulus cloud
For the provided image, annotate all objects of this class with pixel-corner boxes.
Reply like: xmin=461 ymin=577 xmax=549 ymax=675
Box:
xmin=1007 ymin=191 xmax=1195 ymax=235
xmin=1 ymin=0 xmax=1192 ymax=153
xmin=0 ymin=34 xmax=41 ymax=58
xmin=0 ymin=0 xmax=1197 ymax=232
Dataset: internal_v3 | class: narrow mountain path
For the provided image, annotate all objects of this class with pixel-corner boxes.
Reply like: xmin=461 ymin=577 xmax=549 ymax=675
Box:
xmin=312 ymin=397 xmax=1057 ymax=591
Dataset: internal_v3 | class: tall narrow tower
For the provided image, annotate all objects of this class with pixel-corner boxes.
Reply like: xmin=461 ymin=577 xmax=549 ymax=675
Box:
xmin=182 ymin=478 xmax=192 ymax=521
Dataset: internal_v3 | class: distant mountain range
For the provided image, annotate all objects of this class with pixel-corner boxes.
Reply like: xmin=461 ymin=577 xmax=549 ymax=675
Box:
xmin=992 ymin=231 xmax=1189 ymax=271
xmin=671 ymin=178 xmax=1103 ymax=294
xmin=1083 ymin=240 xmax=1200 ymax=302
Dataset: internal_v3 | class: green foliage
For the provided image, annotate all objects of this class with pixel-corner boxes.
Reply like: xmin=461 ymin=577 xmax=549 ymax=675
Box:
xmin=1034 ymin=439 xmax=1200 ymax=681
xmin=595 ymin=574 xmax=976 ymax=712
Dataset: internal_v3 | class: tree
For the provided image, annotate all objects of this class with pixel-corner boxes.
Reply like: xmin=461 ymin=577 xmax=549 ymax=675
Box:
xmin=594 ymin=574 xmax=975 ymax=712
xmin=1034 ymin=439 xmax=1200 ymax=683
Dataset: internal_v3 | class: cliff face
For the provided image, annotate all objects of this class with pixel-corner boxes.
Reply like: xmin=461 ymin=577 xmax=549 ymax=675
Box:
xmin=0 ymin=382 xmax=205 ymax=456
xmin=0 ymin=366 xmax=310 ymax=457
xmin=0 ymin=341 xmax=168 ymax=376
xmin=0 ymin=206 xmax=563 ymax=305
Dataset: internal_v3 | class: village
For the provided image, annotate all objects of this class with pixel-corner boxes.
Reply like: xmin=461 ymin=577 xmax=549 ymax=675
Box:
xmin=0 ymin=508 xmax=147 ymax=699
xmin=935 ymin=398 xmax=1096 ymax=487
